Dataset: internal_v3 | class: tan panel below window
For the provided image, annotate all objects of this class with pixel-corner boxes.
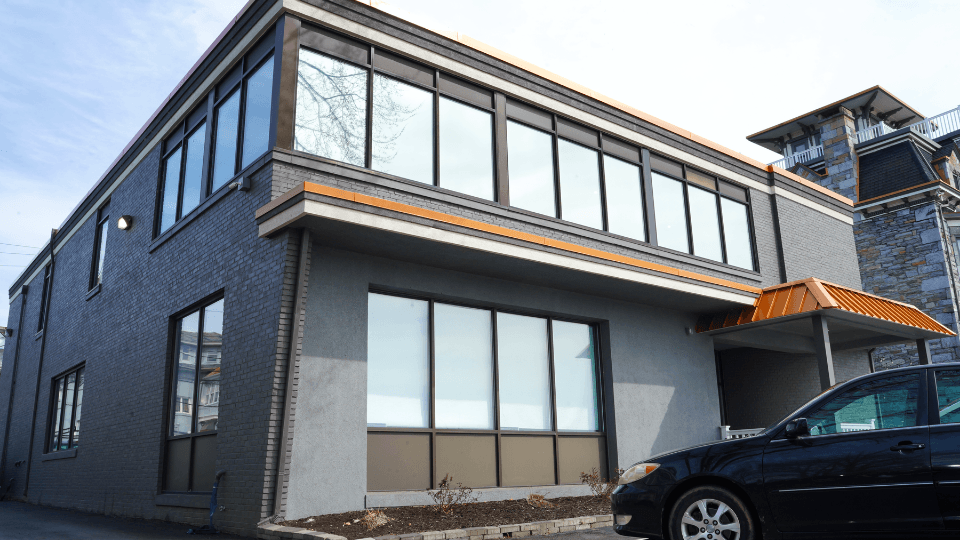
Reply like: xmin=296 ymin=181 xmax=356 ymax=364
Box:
xmin=436 ymin=435 xmax=497 ymax=489
xmin=192 ymin=434 xmax=217 ymax=492
xmin=367 ymin=433 xmax=431 ymax=491
xmin=501 ymin=436 xmax=555 ymax=487
xmin=557 ymin=436 xmax=606 ymax=484
xmin=163 ymin=438 xmax=191 ymax=492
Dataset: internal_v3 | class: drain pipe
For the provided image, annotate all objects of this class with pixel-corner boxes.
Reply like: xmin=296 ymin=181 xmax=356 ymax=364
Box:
xmin=187 ymin=469 xmax=227 ymax=535
xmin=0 ymin=285 xmax=28 ymax=497
xmin=868 ymin=348 xmax=877 ymax=373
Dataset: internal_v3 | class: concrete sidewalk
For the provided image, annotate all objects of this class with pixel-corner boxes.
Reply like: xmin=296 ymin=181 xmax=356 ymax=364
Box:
xmin=0 ymin=501 xmax=253 ymax=539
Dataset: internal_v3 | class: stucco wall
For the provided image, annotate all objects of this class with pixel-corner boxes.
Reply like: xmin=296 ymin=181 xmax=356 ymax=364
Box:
xmin=719 ymin=348 xmax=871 ymax=430
xmin=285 ymin=245 xmax=723 ymax=519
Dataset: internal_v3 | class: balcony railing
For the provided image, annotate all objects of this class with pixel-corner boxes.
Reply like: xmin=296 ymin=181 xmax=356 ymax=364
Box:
xmin=769 ymin=106 xmax=960 ymax=170
xmin=769 ymin=145 xmax=823 ymax=170
xmin=719 ymin=426 xmax=764 ymax=440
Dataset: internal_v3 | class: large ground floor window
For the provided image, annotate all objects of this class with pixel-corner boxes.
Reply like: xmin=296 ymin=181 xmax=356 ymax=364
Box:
xmin=367 ymin=292 xmax=606 ymax=491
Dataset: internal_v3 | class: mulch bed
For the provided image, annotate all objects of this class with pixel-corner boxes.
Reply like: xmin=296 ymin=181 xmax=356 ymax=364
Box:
xmin=282 ymin=496 xmax=610 ymax=540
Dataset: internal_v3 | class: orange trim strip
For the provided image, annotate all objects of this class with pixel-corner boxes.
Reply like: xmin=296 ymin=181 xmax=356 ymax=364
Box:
xmin=264 ymin=181 xmax=763 ymax=295
xmin=855 ymin=180 xmax=943 ymax=206
xmin=345 ymin=1 xmax=858 ymax=208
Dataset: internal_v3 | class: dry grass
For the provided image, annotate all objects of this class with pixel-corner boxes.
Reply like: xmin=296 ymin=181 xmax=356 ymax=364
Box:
xmin=579 ymin=468 xmax=623 ymax=501
xmin=430 ymin=475 xmax=478 ymax=515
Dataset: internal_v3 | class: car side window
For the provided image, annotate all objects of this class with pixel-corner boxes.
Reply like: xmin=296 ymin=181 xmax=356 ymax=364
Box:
xmin=804 ymin=373 xmax=920 ymax=436
xmin=935 ymin=370 xmax=960 ymax=424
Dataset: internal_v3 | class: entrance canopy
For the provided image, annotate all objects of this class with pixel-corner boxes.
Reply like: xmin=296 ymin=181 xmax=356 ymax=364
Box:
xmin=697 ymin=278 xmax=954 ymax=389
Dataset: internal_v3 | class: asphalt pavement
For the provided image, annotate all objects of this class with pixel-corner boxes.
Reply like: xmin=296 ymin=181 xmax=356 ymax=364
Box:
xmin=0 ymin=501 xmax=253 ymax=540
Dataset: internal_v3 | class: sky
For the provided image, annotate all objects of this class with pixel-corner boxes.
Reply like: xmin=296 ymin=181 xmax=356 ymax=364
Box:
xmin=2 ymin=0 xmax=960 ymax=327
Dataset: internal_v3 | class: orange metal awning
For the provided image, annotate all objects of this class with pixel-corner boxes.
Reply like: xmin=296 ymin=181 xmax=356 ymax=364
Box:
xmin=697 ymin=278 xmax=953 ymax=351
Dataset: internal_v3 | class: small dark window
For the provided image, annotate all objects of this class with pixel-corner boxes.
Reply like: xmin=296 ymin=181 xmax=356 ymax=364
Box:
xmin=48 ymin=365 xmax=84 ymax=452
xmin=89 ymin=202 xmax=110 ymax=290
xmin=37 ymin=264 xmax=51 ymax=333
xmin=163 ymin=298 xmax=224 ymax=493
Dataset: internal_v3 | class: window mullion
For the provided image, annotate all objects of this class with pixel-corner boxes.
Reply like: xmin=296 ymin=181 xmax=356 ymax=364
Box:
xmin=547 ymin=318 xmax=559 ymax=484
xmin=428 ymin=300 xmax=436 ymax=488
xmin=640 ymin=149 xmax=658 ymax=245
xmin=551 ymin=117 xmax=562 ymax=220
xmin=493 ymin=93 xmax=509 ymax=206
xmin=433 ymin=69 xmax=440 ymax=187
xmin=365 ymin=47 xmax=375 ymax=169
xmin=234 ymin=79 xmax=247 ymax=178
xmin=682 ymin=180 xmax=694 ymax=254
xmin=491 ymin=309 xmax=502 ymax=487
xmin=716 ymin=194 xmax=729 ymax=265
xmin=201 ymin=92 xmax=215 ymax=198
xmin=56 ymin=376 xmax=67 ymax=451
xmin=68 ymin=369 xmax=80 ymax=449
xmin=193 ymin=310 xmax=205 ymax=438
xmin=597 ymin=133 xmax=609 ymax=232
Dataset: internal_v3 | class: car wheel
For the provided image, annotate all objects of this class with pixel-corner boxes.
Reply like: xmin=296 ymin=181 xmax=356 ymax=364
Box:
xmin=667 ymin=485 xmax=755 ymax=540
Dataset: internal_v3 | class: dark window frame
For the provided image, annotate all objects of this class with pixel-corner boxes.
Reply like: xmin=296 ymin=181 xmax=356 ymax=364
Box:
xmin=161 ymin=294 xmax=225 ymax=494
xmin=45 ymin=364 xmax=84 ymax=453
xmin=367 ymin=290 xmax=606 ymax=490
xmin=295 ymin=41 xmax=499 ymax=200
xmin=649 ymin=156 xmax=758 ymax=271
xmin=36 ymin=264 xmax=51 ymax=334
xmin=293 ymin=23 xmax=761 ymax=271
xmin=88 ymin=201 xmax=110 ymax=290
xmin=154 ymin=35 xmax=276 ymax=239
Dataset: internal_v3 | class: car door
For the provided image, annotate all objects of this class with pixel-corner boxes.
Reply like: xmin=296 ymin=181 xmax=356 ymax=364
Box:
xmin=930 ymin=368 xmax=960 ymax=530
xmin=762 ymin=371 xmax=941 ymax=534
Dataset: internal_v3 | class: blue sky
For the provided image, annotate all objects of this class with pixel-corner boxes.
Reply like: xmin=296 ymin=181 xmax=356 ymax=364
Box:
xmin=2 ymin=0 xmax=960 ymax=326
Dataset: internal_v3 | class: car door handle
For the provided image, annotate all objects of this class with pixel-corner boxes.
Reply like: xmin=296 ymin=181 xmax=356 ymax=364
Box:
xmin=890 ymin=442 xmax=925 ymax=452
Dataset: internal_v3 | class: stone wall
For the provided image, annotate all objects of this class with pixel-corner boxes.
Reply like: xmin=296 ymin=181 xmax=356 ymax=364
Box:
xmin=855 ymin=202 xmax=960 ymax=368
xmin=817 ymin=107 xmax=859 ymax=203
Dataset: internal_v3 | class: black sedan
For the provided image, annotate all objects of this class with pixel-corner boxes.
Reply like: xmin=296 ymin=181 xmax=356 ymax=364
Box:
xmin=611 ymin=363 xmax=960 ymax=539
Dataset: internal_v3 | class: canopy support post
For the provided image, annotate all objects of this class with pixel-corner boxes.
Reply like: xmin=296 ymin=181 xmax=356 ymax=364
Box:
xmin=812 ymin=314 xmax=836 ymax=390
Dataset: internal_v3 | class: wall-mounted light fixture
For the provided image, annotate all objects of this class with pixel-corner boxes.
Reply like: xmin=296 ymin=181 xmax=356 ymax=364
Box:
xmin=117 ymin=215 xmax=134 ymax=230
xmin=229 ymin=176 xmax=252 ymax=192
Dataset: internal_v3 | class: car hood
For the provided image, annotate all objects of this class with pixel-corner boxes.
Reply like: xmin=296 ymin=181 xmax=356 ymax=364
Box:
xmin=642 ymin=435 xmax=762 ymax=465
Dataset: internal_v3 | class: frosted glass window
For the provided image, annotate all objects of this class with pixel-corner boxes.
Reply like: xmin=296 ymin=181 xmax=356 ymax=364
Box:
xmin=721 ymin=198 xmax=753 ymax=270
xmin=295 ymin=49 xmax=368 ymax=166
xmin=434 ymin=304 xmax=494 ymax=429
xmin=558 ymin=140 xmax=603 ymax=229
xmin=603 ymin=155 xmax=645 ymax=240
xmin=652 ymin=172 xmax=688 ymax=252
xmin=553 ymin=321 xmax=599 ymax=431
xmin=439 ymin=97 xmax=494 ymax=200
xmin=367 ymin=294 xmax=430 ymax=428
xmin=507 ymin=121 xmax=556 ymax=217
xmin=372 ymin=74 xmax=434 ymax=184
xmin=159 ymin=150 xmax=182 ymax=233
xmin=211 ymin=92 xmax=241 ymax=191
xmin=688 ymin=186 xmax=723 ymax=262
xmin=497 ymin=313 xmax=551 ymax=431
xmin=181 ymin=123 xmax=206 ymax=216
xmin=241 ymin=57 xmax=274 ymax=169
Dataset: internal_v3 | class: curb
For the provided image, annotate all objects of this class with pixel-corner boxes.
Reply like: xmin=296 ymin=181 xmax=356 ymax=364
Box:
xmin=258 ymin=514 xmax=614 ymax=540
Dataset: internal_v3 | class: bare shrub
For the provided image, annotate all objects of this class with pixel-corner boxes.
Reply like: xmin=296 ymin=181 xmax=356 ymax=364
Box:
xmin=526 ymin=493 xmax=554 ymax=508
xmin=430 ymin=475 xmax=478 ymax=514
xmin=360 ymin=509 xmax=392 ymax=530
xmin=579 ymin=467 xmax=624 ymax=501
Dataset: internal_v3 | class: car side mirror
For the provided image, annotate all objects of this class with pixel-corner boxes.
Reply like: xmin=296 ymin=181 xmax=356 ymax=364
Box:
xmin=785 ymin=417 xmax=809 ymax=438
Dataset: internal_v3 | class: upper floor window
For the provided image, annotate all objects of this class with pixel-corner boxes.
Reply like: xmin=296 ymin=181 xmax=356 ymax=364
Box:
xmin=37 ymin=264 xmax=51 ymax=333
xmin=48 ymin=365 xmax=84 ymax=453
xmin=156 ymin=35 xmax=275 ymax=236
xmin=294 ymin=26 xmax=495 ymax=201
xmin=164 ymin=297 xmax=224 ymax=493
xmin=290 ymin=25 xmax=757 ymax=271
xmin=650 ymin=154 xmax=755 ymax=270
xmin=89 ymin=201 xmax=110 ymax=289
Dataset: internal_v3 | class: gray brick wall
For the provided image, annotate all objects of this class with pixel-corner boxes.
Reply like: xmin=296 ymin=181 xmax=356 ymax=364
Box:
xmin=720 ymin=348 xmax=870 ymax=430
xmin=776 ymin=196 xmax=862 ymax=289
xmin=857 ymin=202 xmax=960 ymax=369
xmin=0 ymin=145 xmax=294 ymax=536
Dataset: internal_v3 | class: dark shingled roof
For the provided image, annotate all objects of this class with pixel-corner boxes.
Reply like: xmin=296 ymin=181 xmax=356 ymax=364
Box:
xmin=932 ymin=140 xmax=960 ymax=161
xmin=858 ymin=140 xmax=939 ymax=201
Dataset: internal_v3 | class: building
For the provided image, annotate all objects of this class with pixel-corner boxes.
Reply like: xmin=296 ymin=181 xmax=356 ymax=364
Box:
xmin=0 ymin=1 xmax=950 ymax=536
xmin=749 ymin=88 xmax=960 ymax=370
